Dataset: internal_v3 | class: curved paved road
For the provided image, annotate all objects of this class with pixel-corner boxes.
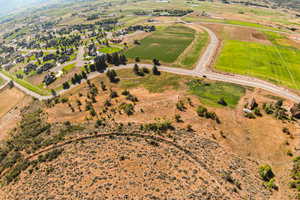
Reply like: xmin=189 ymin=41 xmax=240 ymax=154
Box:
xmin=1 ymin=22 xmax=300 ymax=102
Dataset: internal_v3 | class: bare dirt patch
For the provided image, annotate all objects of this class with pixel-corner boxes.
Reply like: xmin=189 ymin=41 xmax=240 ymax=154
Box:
xmin=0 ymin=126 xmax=271 ymax=200
xmin=0 ymin=88 xmax=31 ymax=140
xmin=123 ymin=31 xmax=151 ymax=44
xmin=203 ymin=23 xmax=272 ymax=44
xmin=0 ymin=88 xmax=25 ymax=118
xmin=252 ymin=32 xmax=267 ymax=40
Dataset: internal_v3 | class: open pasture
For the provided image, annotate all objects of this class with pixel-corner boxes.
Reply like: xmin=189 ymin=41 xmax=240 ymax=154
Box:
xmin=125 ymin=25 xmax=195 ymax=63
xmin=187 ymin=79 xmax=245 ymax=108
xmin=215 ymin=40 xmax=300 ymax=90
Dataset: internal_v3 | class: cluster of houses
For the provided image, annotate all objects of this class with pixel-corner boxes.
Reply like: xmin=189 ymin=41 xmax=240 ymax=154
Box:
xmin=113 ymin=25 xmax=156 ymax=37
xmin=43 ymin=73 xmax=56 ymax=85
xmin=23 ymin=63 xmax=37 ymax=74
xmin=17 ymin=40 xmax=40 ymax=49
xmin=134 ymin=9 xmax=193 ymax=17
xmin=87 ymin=44 xmax=98 ymax=57
xmin=228 ymin=1 xmax=271 ymax=8
xmin=21 ymin=62 xmax=56 ymax=75
xmin=37 ymin=63 xmax=55 ymax=74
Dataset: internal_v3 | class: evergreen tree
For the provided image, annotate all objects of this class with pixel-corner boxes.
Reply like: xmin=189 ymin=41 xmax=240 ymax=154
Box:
xmin=133 ymin=64 xmax=140 ymax=75
xmin=106 ymin=53 xmax=113 ymax=64
xmin=120 ymin=54 xmax=127 ymax=65
xmin=74 ymin=73 xmax=82 ymax=84
xmin=100 ymin=81 xmax=107 ymax=91
xmin=71 ymin=77 xmax=76 ymax=85
xmin=112 ymin=53 xmax=120 ymax=66
xmin=81 ymin=71 xmax=87 ymax=79
xmin=95 ymin=55 xmax=107 ymax=72
xmin=62 ymin=81 xmax=70 ymax=89
xmin=153 ymin=58 xmax=160 ymax=66
xmin=89 ymin=64 xmax=96 ymax=72
xmin=106 ymin=69 xmax=119 ymax=83
xmin=152 ymin=65 xmax=160 ymax=75
xmin=84 ymin=65 xmax=89 ymax=73
xmin=135 ymin=57 xmax=140 ymax=62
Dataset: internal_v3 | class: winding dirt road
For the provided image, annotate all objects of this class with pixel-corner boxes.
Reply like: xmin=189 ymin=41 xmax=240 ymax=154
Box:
xmin=1 ymin=21 xmax=300 ymax=102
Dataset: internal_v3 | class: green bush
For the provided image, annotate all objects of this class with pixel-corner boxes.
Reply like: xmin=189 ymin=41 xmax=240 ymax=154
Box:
xmin=196 ymin=105 xmax=221 ymax=123
xmin=254 ymin=107 xmax=262 ymax=117
xmin=245 ymin=112 xmax=256 ymax=119
xmin=196 ymin=105 xmax=208 ymax=117
xmin=120 ymin=103 xmax=134 ymax=115
xmin=142 ymin=120 xmax=173 ymax=133
xmin=4 ymin=159 xmax=30 ymax=184
xmin=176 ymin=101 xmax=186 ymax=111
xmin=259 ymin=164 xmax=274 ymax=182
xmin=38 ymin=149 xmax=64 ymax=163
xmin=264 ymin=178 xmax=278 ymax=190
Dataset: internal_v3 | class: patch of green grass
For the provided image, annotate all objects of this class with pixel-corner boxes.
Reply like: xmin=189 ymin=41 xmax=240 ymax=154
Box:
xmin=118 ymin=69 xmax=189 ymax=93
xmin=215 ymin=40 xmax=300 ymax=90
xmin=225 ymin=19 xmax=280 ymax=31
xmin=182 ymin=17 xmax=282 ymax=32
xmin=0 ymin=70 xmax=50 ymax=96
xmin=69 ymin=53 xmax=77 ymax=61
xmin=262 ymin=31 xmax=296 ymax=48
xmin=179 ymin=30 xmax=208 ymax=69
xmin=125 ymin=25 xmax=195 ymax=63
xmin=98 ymin=46 xmax=122 ymax=54
xmin=187 ymin=79 xmax=245 ymax=108
xmin=62 ymin=63 xmax=76 ymax=72
xmin=0 ymin=77 xmax=4 ymax=86
xmin=262 ymin=31 xmax=285 ymax=45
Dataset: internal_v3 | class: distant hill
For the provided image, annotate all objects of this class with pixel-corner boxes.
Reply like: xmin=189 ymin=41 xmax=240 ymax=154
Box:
xmin=0 ymin=0 xmax=64 ymax=17
xmin=0 ymin=0 xmax=92 ymax=17
xmin=268 ymin=0 xmax=300 ymax=9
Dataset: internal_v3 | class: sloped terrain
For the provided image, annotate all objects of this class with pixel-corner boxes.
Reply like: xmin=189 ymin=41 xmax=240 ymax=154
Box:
xmin=0 ymin=125 xmax=271 ymax=200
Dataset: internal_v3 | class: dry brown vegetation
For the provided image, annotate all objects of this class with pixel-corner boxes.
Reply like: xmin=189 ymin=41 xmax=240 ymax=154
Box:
xmin=203 ymin=23 xmax=272 ymax=44
xmin=0 ymin=70 xmax=299 ymax=199
xmin=0 ymin=87 xmax=31 ymax=140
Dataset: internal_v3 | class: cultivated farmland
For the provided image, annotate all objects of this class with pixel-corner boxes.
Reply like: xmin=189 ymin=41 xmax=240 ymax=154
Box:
xmin=125 ymin=25 xmax=195 ymax=63
xmin=215 ymin=40 xmax=300 ymax=90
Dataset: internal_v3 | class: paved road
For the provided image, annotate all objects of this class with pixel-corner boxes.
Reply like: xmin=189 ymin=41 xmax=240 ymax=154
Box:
xmin=0 ymin=72 xmax=50 ymax=100
xmin=0 ymin=81 xmax=9 ymax=91
xmin=1 ymin=21 xmax=300 ymax=102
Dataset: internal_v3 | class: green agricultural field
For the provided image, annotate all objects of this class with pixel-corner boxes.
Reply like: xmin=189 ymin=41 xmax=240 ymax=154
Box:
xmin=125 ymin=25 xmax=195 ymax=63
xmin=215 ymin=40 xmax=300 ymax=90
xmin=182 ymin=17 xmax=283 ymax=32
xmin=188 ymin=79 xmax=245 ymax=108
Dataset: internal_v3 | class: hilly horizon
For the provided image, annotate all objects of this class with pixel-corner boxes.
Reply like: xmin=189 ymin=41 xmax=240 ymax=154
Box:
xmin=0 ymin=0 xmax=47 ymax=17
xmin=0 ymin=0 xmax=68 ymax=17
